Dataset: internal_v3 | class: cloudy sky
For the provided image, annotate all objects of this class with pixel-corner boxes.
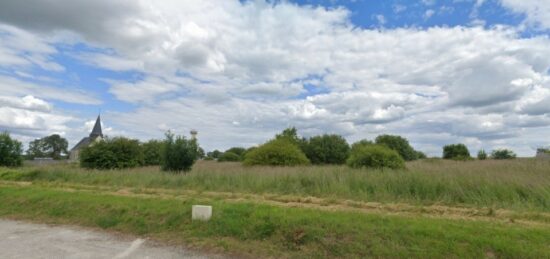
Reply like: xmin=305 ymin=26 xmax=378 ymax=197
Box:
xmin=1 ymin=0 xmax=549 ymax=156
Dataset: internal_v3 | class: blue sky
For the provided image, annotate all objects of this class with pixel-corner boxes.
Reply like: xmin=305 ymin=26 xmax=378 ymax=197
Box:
xmin=1 ymin=0 xmax=550 ymax=156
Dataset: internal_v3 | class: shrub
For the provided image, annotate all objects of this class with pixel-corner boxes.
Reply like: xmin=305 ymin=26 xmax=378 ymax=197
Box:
xmin=443 ymin=144 xmax=471 ymax=160
xmin=218 ymin=151 xmax=242 ymax=162
xmin=351 ymin=139 xmax=374 ymax=149
xmin=304 ymin=134 xmax=350 ymax=164
xmin=0 ymin=132 xmax=23 ymax=167
xmin=243 ymin=139 xmax=310 ymax=166
xmin=275 ymin=127 xmax=307 ymax=151
xmin=375 ymin=135 xmax=417 ymax=161
xmin=477 ymin=149 xmax=488 ymax=160
xmin=142 ymin=140 xmax=163 ymax=166
xmin=347 ymin=144 xmax=405 ymax=169
xmin=206 ymin=150 xmax=222 ymax=160
xmin=491 ymin=149 xmax=516 ymax=160
xmin=80 ymin=137 xmax=144 ymax=169
xmin=161 ymin=132 xmax=199 ymax=172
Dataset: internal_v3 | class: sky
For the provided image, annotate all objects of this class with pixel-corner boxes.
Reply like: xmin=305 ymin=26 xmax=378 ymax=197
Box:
xmin=0 ymin=0 xmax=550 ymax=157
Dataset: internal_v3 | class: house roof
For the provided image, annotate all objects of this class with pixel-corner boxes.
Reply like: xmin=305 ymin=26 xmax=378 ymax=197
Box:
xmin=70 ymin=137 xmax=91 ymax=152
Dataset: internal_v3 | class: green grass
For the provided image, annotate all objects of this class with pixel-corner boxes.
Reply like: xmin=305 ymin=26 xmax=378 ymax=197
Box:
xmin=1 ymin=185 xmax=549 ymax=258
xmin=2 ymin=159 xmax=550 ymax=211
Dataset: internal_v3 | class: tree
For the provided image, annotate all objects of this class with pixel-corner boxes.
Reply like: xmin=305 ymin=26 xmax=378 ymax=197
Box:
xmin=142 ymin=139 xmax=163 ymax=166
xmin=491 ymin=149 xmax=516 ymax=160
xmin=477 ymin=149 xmax=488 ymax=160
xmin=27 ymin=134 xmax=68 ymax=160
xmin=161 ymin=132 xmax=199 ymax=172
xmin=443 ymin=144 xmax=471 ymax=160
xmin=243 ymin=139 xmax=310 ymax=166
xmin=347 ymin=144 xmax=405 ymax=169
xmin=0 ymin=132 xmax=23 ymax=167
xmin=375 ymin=135 xmax=418 ymax=161
xmin=275 ymin=127 xmax=307 ymax=151
xmin=415 ymin=151 xmax=427 ymax=159
xmin=304 ymin=134 xmax=350 ymax=164
xmin=80 ymin=137 xmax=144 ymax=169
xmin=206 ymin=150 xmax=222 ymax=160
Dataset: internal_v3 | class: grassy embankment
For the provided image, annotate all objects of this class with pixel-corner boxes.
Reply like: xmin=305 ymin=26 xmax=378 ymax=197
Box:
xmin=1 ymin=159 xmax=550 ymax=258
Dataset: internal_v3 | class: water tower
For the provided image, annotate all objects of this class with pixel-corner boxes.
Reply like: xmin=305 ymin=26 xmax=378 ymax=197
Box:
xmin=190 ymin=129 xmax=198 ymax=139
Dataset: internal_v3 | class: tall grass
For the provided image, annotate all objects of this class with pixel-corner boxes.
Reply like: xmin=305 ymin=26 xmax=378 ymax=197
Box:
xmin=1 ymin=159 xmax=549 ymax=211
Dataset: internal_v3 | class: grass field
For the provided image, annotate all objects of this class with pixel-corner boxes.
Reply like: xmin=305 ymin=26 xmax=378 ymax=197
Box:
xmin=1 ymin=159 xmax=550 ymax=258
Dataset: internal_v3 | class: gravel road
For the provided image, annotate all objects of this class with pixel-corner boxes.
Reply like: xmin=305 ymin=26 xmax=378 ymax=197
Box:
xmin=0 ymin=219 xmax=217 ymax=259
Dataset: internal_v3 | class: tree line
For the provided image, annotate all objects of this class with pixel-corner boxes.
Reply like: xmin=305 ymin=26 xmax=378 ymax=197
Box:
xmin=0 ymin=129 xmax=523 ymax=169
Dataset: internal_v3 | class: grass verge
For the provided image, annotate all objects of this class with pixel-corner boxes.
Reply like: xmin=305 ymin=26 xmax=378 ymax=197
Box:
xmin=1 ymin=184 xmax=549 ymax=258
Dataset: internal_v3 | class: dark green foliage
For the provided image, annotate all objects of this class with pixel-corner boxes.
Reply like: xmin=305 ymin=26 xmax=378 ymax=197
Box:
xmin=142 ymin=140 xmax=163 ymax=166
xmin=351 ymin=139 xmax=374 ymax=150
xmin=0 ymin=132 xmax=23 ymax=167
xmin=244 ymin=139 xmax=310 ymax=166
xmin=347 ymin=144 xmax=405 ymax=169
xmin=477 ymin=150 xmax=488 ymax=160
xmin=303 ymin=134 xmax=350 ymax=164
xmin=275 ymin=127 xmax=307 ymax=151
xmin=161 ymin=132 xmax=199 ymax=172
xmin=27 ymin=134 xmax=68 ymax=160
xmin=218 ymin=152 xmax=241 ymax=162
xmin=443 ymin=144 xmax=471 ymax=160
xmin=226 ymin=147 xmax=246 ymax=157
xmin=206 ymin=150 xmax=222 ymax=160
xmin=415 ymin=151 xmax=427 ymax=159
xmin=375 ymin=134 xmax=417 ymax=161
xmin=491 ymin=149 xmax=516 ymax=160
xmin=80 ymin=137 xmax=144 ymax=169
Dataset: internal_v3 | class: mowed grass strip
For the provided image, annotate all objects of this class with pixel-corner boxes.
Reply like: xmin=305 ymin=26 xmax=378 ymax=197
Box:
xmin=1 ymin=185 xmax=549 ymax=258
xmin=2 ymin=159 xmax=550 ymax=211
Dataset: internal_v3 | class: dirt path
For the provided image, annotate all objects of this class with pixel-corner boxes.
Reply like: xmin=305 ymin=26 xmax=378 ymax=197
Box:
xmin=0 ymin=219 xmax=218 ymax=259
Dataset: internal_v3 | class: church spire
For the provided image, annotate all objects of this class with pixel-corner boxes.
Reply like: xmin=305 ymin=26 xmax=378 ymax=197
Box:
xmin=89 ymin=115 xmax=103 ymax=138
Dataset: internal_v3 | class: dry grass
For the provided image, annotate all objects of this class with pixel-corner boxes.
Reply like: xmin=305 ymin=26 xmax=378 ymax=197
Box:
xmin=2 ymin=158 xmax=549 ymax=211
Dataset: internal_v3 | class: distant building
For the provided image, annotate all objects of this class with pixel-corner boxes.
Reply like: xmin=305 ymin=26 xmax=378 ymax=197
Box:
xmin=536 ymin=148 xmax=550 ymax=159
xmin=69 ymin=115 xmax=104 ymax=161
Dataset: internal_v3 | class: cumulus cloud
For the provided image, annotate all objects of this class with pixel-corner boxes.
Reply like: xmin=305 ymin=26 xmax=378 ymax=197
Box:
xmin=500 ymin=0 xmax=550 ymax=29
xmin=0 ymin=0 xmax=549 ymax=155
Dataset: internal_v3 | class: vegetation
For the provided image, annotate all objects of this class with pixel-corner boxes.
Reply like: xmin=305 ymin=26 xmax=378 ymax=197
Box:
xmin=491 ymin=149 xmax=517 ymax=160
xmin=0 ymin=132 xmax=23 ymax=167
xmin=274 ymin=127 xmax=307 ymax=151
xmin=1 ymin=185 xmax=549 ymax=258
xmin=347 ymin=144 xmax=405 ymax=169
xmin=218 ymin=151 xmax=241 ymax=162
xmin=303 ymin=134 xmax=350 ymax=165
xmin=80 ymin=137 xmax=144 ymax=169
xmin=161 ymin=132 xmax=199 ymax=172
xmin=477 ymin=149 xmax=488 ymax=160
xmin=375 ymin=134 xmax=418 ymax=161
xmin=26 ymin=134 xmax=68 ymax=160
xmin=443 ymin=144 xmax=471 ymax=160
xmin=243 ymin=139 xmax=310 ymax=166
xmin=3 ymin=159 xmax=548 ymax=211
xmin=142 ymin=139 xmax=163 ymax=166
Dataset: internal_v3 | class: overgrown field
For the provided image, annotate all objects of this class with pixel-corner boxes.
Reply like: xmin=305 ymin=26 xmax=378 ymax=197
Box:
xmin=2 ymin=159 xmax=550 ymax=211
xmin=1 ymin=159 xmax=549 ymax=258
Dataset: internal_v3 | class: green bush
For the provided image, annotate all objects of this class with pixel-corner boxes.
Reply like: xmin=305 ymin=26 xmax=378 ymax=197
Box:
xmin=443 ymin=144 xmax=471 ymax=160
xmin=243 ymin=139 xmax=309 ymax=166
xmin=491 ymin=149 xmax=516 ymax=160
xmin=142 ymin=140 xmax=163 ymax=166
xmin=304 ymin=134 xmax=350 ymax=164
xmin=218 ymin=151 xmax=241 ymax=162
xmin=0 ymin=132 xmax=23 ymax=167
xmin=161 ymin=132 xmax=199 ymax=172
xmin=80 ymin=137 xmax=144 ymax=169
xmin=415 ymin=151 xmax=427 ymax=159
xmin=347 ymin=144 xmax=405 ymax=169
xmin=375 ymin=135 xmax=417 ymax=161
xmin=477 ymin=149 xmax=488 ymax=160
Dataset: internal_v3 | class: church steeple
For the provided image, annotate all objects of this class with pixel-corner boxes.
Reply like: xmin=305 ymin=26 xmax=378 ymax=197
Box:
xmin=89 ymin=115 xmax=103 ymax=139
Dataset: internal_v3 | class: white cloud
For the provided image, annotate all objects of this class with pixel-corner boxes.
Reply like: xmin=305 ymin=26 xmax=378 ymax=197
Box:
xmin=0 ymin=1 xmax=549 ymax=156
xmin=500 ymin=0 xmax=550 ymax=29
